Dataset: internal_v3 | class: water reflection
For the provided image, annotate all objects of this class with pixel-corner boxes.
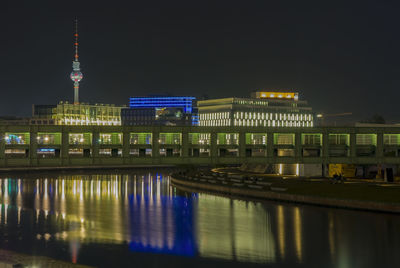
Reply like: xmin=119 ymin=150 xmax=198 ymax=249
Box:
xmin=0 ymin=174 xmax=197 ymax=259
xmin=0 ymin=172 xmax=399 ymax=267
xmin=195 ymin=195 xmax=276 ymax=263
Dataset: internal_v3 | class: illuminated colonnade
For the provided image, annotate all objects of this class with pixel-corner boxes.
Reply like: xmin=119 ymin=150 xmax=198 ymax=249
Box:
xmin=0 ymin=125 xmax=398 ymax=167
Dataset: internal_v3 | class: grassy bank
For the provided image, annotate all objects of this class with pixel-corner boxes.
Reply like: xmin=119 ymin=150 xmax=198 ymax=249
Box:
xmin=254 ymin=176 xmax=400 ymax=204
xmin=215 ymin=168 xmax=400 ymax=204
xmin=172 ymin=168 xmax=400 ymax=212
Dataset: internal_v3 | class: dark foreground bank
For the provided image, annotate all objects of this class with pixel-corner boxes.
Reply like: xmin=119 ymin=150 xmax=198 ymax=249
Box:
xmin=171 ymin=169 xmax=400 ymax=213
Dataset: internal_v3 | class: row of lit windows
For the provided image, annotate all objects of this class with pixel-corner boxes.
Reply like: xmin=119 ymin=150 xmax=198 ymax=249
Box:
xmin=234 ymin=119 xmax=313 ymax=127
xmin=217 ymin=133 xmax=239 ymax=145
xmin=62 ymin=110 xmax=120 ymax=116
xmin=199 ymin=112 xmax=313 ymax=124
xmin=60 ymin=117 xmax=121 ymax=126
xmin=234 ymin=112 xmax=313 ymax=121
xmin=200 ymin=119 xmax=313 ymax=127
xmin=199 ymin=112 xmax=230 ymax=120
xmin=199 ymin=119 xmax=231 ymax=126
xmin=234 ymin=100 xmax=269 ymax=106
xmin=4 ymin=132 xmax=391 ymax=147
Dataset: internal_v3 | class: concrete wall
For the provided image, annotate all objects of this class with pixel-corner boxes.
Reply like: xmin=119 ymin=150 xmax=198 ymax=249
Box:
xmin=299 ymin=164 xmax=322 ymax=177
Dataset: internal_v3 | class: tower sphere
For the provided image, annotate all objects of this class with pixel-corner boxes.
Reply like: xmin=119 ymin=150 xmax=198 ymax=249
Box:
xmin=70 ymin=71 xmax=83 ymax=82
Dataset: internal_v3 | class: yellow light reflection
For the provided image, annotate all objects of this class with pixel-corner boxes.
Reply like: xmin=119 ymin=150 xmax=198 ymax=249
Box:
xmin=0 ymin=173 xmax=281 ymax=265
xmin=328 ymin=212 xmax=336 ymax=261
xmin=294 ymin=207 xmax=303 ymax=263
xmin=277 ymin=205 xmax=285 ymax=259
xmin=196 ymin=194 xmax=276 ymax=263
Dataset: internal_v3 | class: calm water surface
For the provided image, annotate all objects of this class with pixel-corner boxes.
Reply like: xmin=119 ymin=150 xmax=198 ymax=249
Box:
xmin=0 ymin=169 xmax=399 ymax=267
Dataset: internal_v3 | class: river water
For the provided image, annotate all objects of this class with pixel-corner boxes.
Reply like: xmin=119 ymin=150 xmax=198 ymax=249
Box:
xmin=0 ymin=169 xmax=399 ymax=267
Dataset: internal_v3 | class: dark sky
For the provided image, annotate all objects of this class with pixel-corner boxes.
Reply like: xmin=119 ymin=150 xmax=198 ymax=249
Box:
xmin=1 ymin=0 xmax=400 ymax=122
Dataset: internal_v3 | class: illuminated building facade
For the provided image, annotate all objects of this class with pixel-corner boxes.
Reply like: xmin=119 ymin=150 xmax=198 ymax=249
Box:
xmin=129 ymin=96 xmax=195 ymax=113
xmin=32 ymin=102 xmax=126 ymax=126
xmin=122 ymin=96 xmax=198 ymax=126
xmin=198 ymin=91 xmax=314 ymax=127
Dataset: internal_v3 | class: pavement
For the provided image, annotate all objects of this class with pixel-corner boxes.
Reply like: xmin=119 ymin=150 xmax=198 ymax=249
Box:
xmin=212 ymin=167 xmax=400 ymax=186
xmin=0 ymin=249 xmax=92 ymax=268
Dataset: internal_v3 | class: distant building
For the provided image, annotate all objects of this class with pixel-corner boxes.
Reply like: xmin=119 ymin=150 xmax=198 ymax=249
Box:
xmin=32 ymin=101 xmax=126 ymax=126
xmin=198 ymin=91 xmax=314 ymax=127
xmin=122 ymin=96 xmax=198 ymax=126
xmin=0 ymin=116 xmax=32 ymax=126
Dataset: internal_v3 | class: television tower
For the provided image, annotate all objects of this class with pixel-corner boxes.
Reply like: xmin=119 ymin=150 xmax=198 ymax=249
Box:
xmin=70 ymin=18 xmax=83 ymax=104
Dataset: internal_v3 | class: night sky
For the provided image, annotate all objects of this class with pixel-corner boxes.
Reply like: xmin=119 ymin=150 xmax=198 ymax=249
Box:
xmin=1 ymin=0 xmax=400 ymax=122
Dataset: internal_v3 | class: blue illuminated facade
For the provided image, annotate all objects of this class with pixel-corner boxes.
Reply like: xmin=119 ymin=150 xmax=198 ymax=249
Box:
xmin=124 ymin=96 xmax=198 ymax=126
xmin=129 ymin=96 xmax=196 ymax=113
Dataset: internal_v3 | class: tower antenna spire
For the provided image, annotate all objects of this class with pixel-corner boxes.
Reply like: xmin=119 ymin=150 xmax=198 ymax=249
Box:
xmin=74 ymin=17 xmax=79 ymax=61
xmin=70 ymin=18 xmax=83 ymax=105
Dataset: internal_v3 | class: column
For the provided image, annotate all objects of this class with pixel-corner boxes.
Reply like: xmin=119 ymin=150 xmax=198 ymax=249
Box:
xmin=210 ymin=132 xmax=218 ymax=160
xmin=92 ymin=131 xmax=100 ymax=163
xmin=152 ymin=131 xmax=160 ymax=158
xmin=376 ymin=132 xmax=383 ymax=158
xmin=61 ymin=130 xmax=69 ymax=165
xmin=322 ymin=132 xmax=329 ymax=177
xmin=295 ymin=132 xmax=302 ymax=158
xmin=30 ymin=130 xmax=38 ymax=166
xmin=0 ymin=128 xmax=5 ymax=167
xmin=239 ymin=132 xmax=246 ymax=158
xmin=267 ymin=132 xmax=274 ymax=158
xmin=350 ymin=133 xmax=356 ymax=158
xmin=122 ymin=130 xmax=130 ymax=161
xmin=322 ymin=132 xmax=329 ymax=158
xmin=181 ymin=131 xmax=189 ymax=158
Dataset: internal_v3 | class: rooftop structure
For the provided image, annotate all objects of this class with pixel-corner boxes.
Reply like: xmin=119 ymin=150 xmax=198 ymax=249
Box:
xmin=198 ymin=91 xmax=314 ymax=127
xmin=129 ymin=96 xmax=196 ymax=113
xmin=32 ymin=102 xmax=126 ymax=126
xmin=250 ymin=91 xmax=299 ymax=100
xmin=124 ymin=96 xmax=198 ymax=126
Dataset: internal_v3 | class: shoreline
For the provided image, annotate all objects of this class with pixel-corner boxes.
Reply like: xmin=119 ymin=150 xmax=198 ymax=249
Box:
xmin=2 ymin=164 xmax=399 ymax=213
xmin=0 ymin=249 xmax=91 ymax=268
xmin=0 ymin=164 xmax=175 ymax=173
xmin=171 ymin=175 xmax=400 ymax=214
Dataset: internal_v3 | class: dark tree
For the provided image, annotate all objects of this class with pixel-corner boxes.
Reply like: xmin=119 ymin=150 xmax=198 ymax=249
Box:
xmin=361 ymin=114 xmax=386 ymax=124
